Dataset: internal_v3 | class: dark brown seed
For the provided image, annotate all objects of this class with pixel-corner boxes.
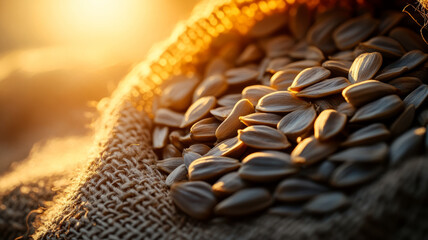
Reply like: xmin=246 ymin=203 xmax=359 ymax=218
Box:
xmin=257 ymin=91 xmax=310 ymax=113
xmin=302 ymin=161 xmax=337 ymax=182
xmin=165 ymin=164 xmax=188 ymax=186
xmin=187 ymin=144 xmax=211 ymax=156
xmin=350 ymin=95 xmax=404 ymax=123
xmin=236 ymin=44 xmax=264 ymax=65
xmin=183 ymin=150 xmax=202 ymax=169
xmin=162 ymin=144 xmax=182 ymax=159
xmin=291 ymin=136 xmax=339 ymax=166
xmin=242 ymin=85 xmax=276 ymax=106
xmin=342 ymin=80 xmax=397 ymax=107
xmin=329 ymin=142 xmax=388 ymax=163
xmin=333 ymin=14 xmax=379 ymax=50
xmin=403 ymin=84 xmax=428 ymax=109
xmin=289 ymin=67 xmax=331 ymax=91
xmin=348 ymin=52 xmax=382 ymax=83
xmin=329 ymin=50 xmax=355 ymax=61
xmin=210 ymin=106 xmax=233 ymax=121
xmin=217 ymin=94 xmax=242 ymax=107
xmin=214 ymin=188 xmax=272 ymax=216
xmin=265 ymin=57 xmax=292 ymax=73
xmin=342 ymin=123 xmax=390 ymax=147
xmin=171 ymin=181 xmax=216 ymax=219
xmin=277 ymin=106 xmax=317 ymax=141
xmin=376 ymin=50 xmax=428 ymax=81
xmin=322 ymin=60 xmax=352 ymax=77
xmin=154 ymin=108 xmax=184 ymax=128
xmin=248 ymin=13 xmax=287 ymax=38
xmin=330 ymin=162 xmax=383 ymax=187
xmin=160 ymin=75 xmax=199 ymax=111
xmin=153 ymin=126 xmax=169 ymax=149
xmin=157 ymin=157 xmax=184 ymax=174
xmin=240 ymin=112 xmax=283 ymax=128
xmin=193 ymin=74 xmax=228 ymax=101
xmin=388 ymin=77 xmax=422 ymax=96
xmin=190 ymin=118 xmax=220 ymax=142
xmin=336 ymin=102 xmax=356 ymax=118
xmin=390 ymin=105 xmax=416 ymax=138
xmin=358 ymin=36 xmax=405 ymax=58
xmin=314 ymin=109 xmax=347 ymax=141
xmin=389 ymin=27 xmax=428 ymax=52
xmin=275 ymin=178 xmax=329 ymax=202
xmin=216 ymin=99 xmax=254 ymax=140
xmin=269 ymin=204 xmax=303 ymax=217
xmin=189 ymin=156 xmax=240 ymax=181
xmin=296 ymin=77 xmax=350 ymax=98
xmin=265 ymin=35 xmax=295 ymax=58
xmin=238 ymin=125 xmax=291 ymax=150
xmin=389 ymin=127 xmax=426 ymax=166
xmin=304 ymin=192 xmax=349 ymax=214
xmin=289 ymin=3 xmax=311 ymax=40
xmin=205 ymin=137 xmax=246 ymax=158
xmin=212 ymin=172 xmax=248 ymax=196
xmin=225 ymin=67 xmax=259 ymax=85
xmin=378 ymin=11 xmax=404 ymax=35
xmin=181 ymin=96 xmax=216 ymax=128
xmin=239 ymin=151 xmax=298 ymax=182
xmin=270 ymin=70 xmax=300 ymax=90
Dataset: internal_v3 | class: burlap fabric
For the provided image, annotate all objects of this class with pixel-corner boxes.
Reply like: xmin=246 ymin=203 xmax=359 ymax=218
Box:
xmin=1 ymin=0 xmax=428 ymax=239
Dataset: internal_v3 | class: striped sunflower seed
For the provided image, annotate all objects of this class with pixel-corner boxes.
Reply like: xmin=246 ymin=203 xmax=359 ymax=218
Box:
xmin=336 ymin=102 xmax=356 ymax=118
xmin=193 ymin=74 xmax=228 ymax=101
xmin=157 ymin=157 xmax=184 ymax=174
xmin=389 ymin=27 xmax=428 ymax=52
xmin=387 ymin=76 xmax=422 ymax=97
xmin=210 ymin=106 xmax=233 ymax=121
xmin=188 ymin=156 xmax=241 ymax=181
xmin=154 ymin=108 xmax=184 ymax=128
xmin=277 ymin=106 xmax=317 ymax=141
xmin=161 ymin=75 xmax=199 ymax=111
xmin=329 ymin=142 xmax=388 ymax=163
xmin=322 ymin=60 xmax=352 ymax=77
xmin=265 ymin=57 xmax=292 ymax=73
xmin=169 ymin=130 xmax=191 ymax=150
xmin=239 ymin=151 xmax=298 ymax=182
xmin=275 ymin=178 xmax=329 ymax=202
xmin=187 ymin=144 xmax=211 ymax=156
xmin=304 ymin=192 xmax=349 ymax=214
xmin=236 ymin=44 xmax=263 ymax=66
xmin=240 ymin=112 xmax=283 ymax=128
xmin=314 ymin=109 xmax=347 ymax=141
xmin=166 ymin=164 xmax=188 ymax=186
xmin=183 ymin=150 xmax=202 ymax=169
xmin=217 ymin=94 xmax=242 ymax=107
xmin=256 ymin=91 xmax=310 ymax=113
xmin=330 ymin=162 xmax=383 ymax=187
xmin=170 ymin=181 xmax=216 ymax=220
xmin=242 ymin=85 xmax=276 ymax=106
xmin=313 ymin=94 xmax=346 ymax=113
xmin=333 ymin=14 xmax=379 ymax=50
xmin=214 ymin=188 xmax=272 ymax=216
xmin=162 ymin=144 xmax=182 ymax=159
xmin=342 ymin=80 xmax=397 ymax=107
xmin=190 ymin=117 xmax=220 ymax=142
xmin=288 ymin=67 xmax=331 ymax=91
xmin=348 ymin=52 xmax=382 ymax=83
xmin=403 ymin=84 xmax=428 ymax=109
xmin=153 ymin=126 xmax=169 ymax=149
xmin=204 ymin=137 xmax=246 ymax=158
xmin=358 ymin=36 xmax=405 ymax=59
xmin=389 ymin=127 xmax=426 ymax=166
xmin=342 ymin=123 xmax=390 ymax=147
xmin=390 ymin=104 xmax=416 ymax=138
xmin=225 ymin=67 xmax=259 ymax=85
xmin=289 ymin=42 xmax=324 ymax=61
xmin=181 ymin=96 xmax=216 ymax=128
xmin=238 ymin=125 xmax=291 ymax=150
xmin=216 ymin=99 xmax=254 ymax=140
xmin=212 ymin=172 xmax=248 ymax=197
xmin=295 ymin=77 xmax=350 ymax=98
xmin=291 ymin=136 xmax=339 ymax=166
xmin=270 ymin=70 xmax=301 ymax=90
xmin=349 ymin=95 xmax=404 ymax=123
xmin=376 ymin=50 xmax=428 ymax=81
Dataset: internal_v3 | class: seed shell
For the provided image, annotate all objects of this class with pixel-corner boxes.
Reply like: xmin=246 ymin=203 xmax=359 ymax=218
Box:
xmin=189 ymin=156 xmax=241 ymax=181
xmin=238 ymin=125 xmax=291 ymax=150
xmin=215 ymin=188 xmax=272 ymax=216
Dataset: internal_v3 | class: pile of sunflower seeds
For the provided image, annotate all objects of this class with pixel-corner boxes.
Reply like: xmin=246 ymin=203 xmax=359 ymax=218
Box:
xmin=152 ymin=5 xmax=428 ymax=219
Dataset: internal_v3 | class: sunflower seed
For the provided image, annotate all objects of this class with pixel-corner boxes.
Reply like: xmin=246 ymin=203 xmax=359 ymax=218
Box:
xmin=330 ymin=162 xmax=383 ymax=187
xmin=181 ymin=96 xmax=216 ymax=128
xmin=376 ymin=50 xmax=428 ymax=81
xmin=418 ymin=109 xmax=428 ymax=126
xmin=239 ymin=151 xmax=298 ymax=182
xmin=161 ymin=75 xmax=199 ymax=111
xmin=350 ymin=95 xmax=404 ymax=123
xmin=189 ymin=156 xmax=241 ymax=181
xmin=166 ymin=164 xmax=188 ymax=186
xmin=265 ymin=57 xmax=292 ymax=73
xmin=210 ymin=106 xmax=233 ymax=121
xmin=204 ymin=57 xmax=231 ymax=78
xmin=157 ymin=157 xmax=184 ymax=174
xmin=387 ymin=76 xmax=422 ymax=97
xmin=277 ymin=106 xmax=317 ymax=141
xmin=403 ymin=84 xmax=428 ymax=109
xmin=296 ymin=77 xmax=350 ymax=98
xmin=348 ymin=52 xmax=382 ymax=83
xmin=154 ymin=108 xmax=184 ymax=128
xmin=289 ymin=42 xmax=324 ymax=61
xmin=302 ymin=160 xmax=337 ymax=182
xmin=212 ymin=172 xmax=248 ymax=197
xmin=256 ymin=91 xmax=310 ymax=113
xmin=225 ymin=67 xmax=259 ymax=86
xmin=342 ymin=80 xmax=397 ymax=107
xmin=275 ymin=178 xmax=329 ymax=202
xmin=389 ymin=27 xmax=428 ymax=52
xmin=333 ymin=14 xmax=379 ymax=50
xmin=217 ymin=94 xmax=242 ymax=107
xmin=190 ymin=117 xmax=220 ymax=142
xmin=183 ymin=149 xmax=202 ymax=169
xmin=162 ymin=144 xmax=182 ymax=158
xmin=279 ymin=59 xmax=320 ymax=72
xmin=214 ymin=188 xmax=272 ymax=216
xmin=314 ymin=109 xmax=347 ymax=141
xmin=238 ymin=125 xmax=291 ymax=150
xmin=240 ymin=112 xmax=283 ymax=128
xmin=289 ymin=3 xmax=311 ymax=40
xmin=329 ymin=142 xmax=388 ymax=163
xmin=336 ymin=102 xmax=356 ymax=118
xmin=242 ymin=85 xmax=276 ymax=106
xmin=358 ymin=36 xmax=405 ymax=58
xmin=291 ymin=136 xmax=339 ymax=166
xmin=187 ymin=144 xmax=211 ymax=156
xmin=342 ymin=123 xmax=390 ymax=147
xmin=390 ymin=104 xmax=416 ymax=138
xmin=193 ymin=74 xmax=228 ymax=101
xmin=168 ymin=130 xmax=185 ymax=150
xmin=289 ymin=67 xmax=331 ymax=91
xmin=378 ymin=11 xmax=404 ymax=35
xmin=329 ymin=50 xmax=355 ymax=61
xmin=205 ymin=137 xmax=246 ymax=158
xmin=322 ymin=60 xmax=352 ymax=77
xmin=216 ymin=99 xmax=254 ymax=140
xmin=313 ymin=94 xmax=346 ymax=113
xmin=248 ymin=13 xmax=287 ymax=38
xmin=236 ymin=44 xmax=264 ymax=65
xmin=269 ymin=204 xmax=303 ymax=217
xmin=304 ymin=192 xmax=349 ymax=214
xmin=307 ymin=12 xmax=348 ymax=53
xmin=153 ymin=126 xmax=169 ymax=149
xmin=270 ymin=70 xmax=301 ymax=90
xmin=389 ymin=127 xmax=426 ymax=166
xmin=171 ymin=181 xmax=216 ymax=219
xmin=265 ymin=35 xmax=295 ymax=58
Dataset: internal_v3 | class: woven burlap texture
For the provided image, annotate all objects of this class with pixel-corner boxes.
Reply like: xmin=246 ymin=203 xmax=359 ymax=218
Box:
xmin=0 ymin=0 xmax=427 ymax=239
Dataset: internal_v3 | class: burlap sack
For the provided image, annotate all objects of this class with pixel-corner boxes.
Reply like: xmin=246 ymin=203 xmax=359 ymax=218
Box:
xmin=1 ymin=0 xmax=428 ymax=239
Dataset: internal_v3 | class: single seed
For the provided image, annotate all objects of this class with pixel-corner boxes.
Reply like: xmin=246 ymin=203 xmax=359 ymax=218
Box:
xmin=193 ymin=74 xmax=228 ymax=101
xmin=265 ymin=57 xmax=292 ymax=73
xmin=238 ymin=125 xmax=291 ymax=150
xmin=160 ymin=75 xmax=199 ymax=111
xmin=275 ymin=178 xmax=329 ymax=202
xmin=403 ymin=84 xmax=428 ymax=109
xmin=217 ymin=94 xmax=242 ymax=107
xmin=256 ymin=91 xmax=310 ymax=113
xmin=387 ymin=76 xmax=422 ymax=97
xmin=162 ymin=144 xmax=182 ymax=159
xmin=215 ymin=188 xmax=272 ymax=216
xmin=225 ymin=67 xmax=259 ymax=85
xmin=333 ymin=14 xmax=379 ymax=50
xmin=181 ymin=96 xmax=216 ymax=128
xmin=389 ymin=127 xmax=426 ymax=166
xmin=350 ymin=95 xmax=404 ymax=123
xmin=265 ymin=35 xmax=295 ymax=58
xmin=348 ymin=52 xmax=382 ymax=83
xmin=289 ymin=3 xmax=311 ymax=40
xmin=322 ymin=60 xmax=352 ymax=77
xmin=330 ymin=162 xmax=383 ymax=187
xmin=204 ymin=57 xmax=231 ymax=77
xmin=188 ymin=156 xmax=241 ymax=181
xmin=269 ymin=204 xmax=303 ymax=217
xmin=240 ymin=112 xmax=283 ymax=128
xmin=358 ymin=36 xmax=405 ymax=58
xmin=304 ymin=192 xmax=349 ymax=214
xmin=183 ymin=150 xmax=202 ymax=169
xmin=248 ymin=13 xmax=287 ymax=37
xmin=242 ymin=85 xmax=276 ymax=106
xmin=277 ymin=106 xmax=317 ymax=141
xmin=289 ymin=67 xmax=331 ymax=91
xmin=328 ymin=142 xmax=388 ymax=163
xmin=342 ymin=80 xmax=397 ymax=107
xmin=302 ymin=160 xmax=337 ymax=182
xmin=157 ymin=157 xmax=184 ymax=174
xmin=390 ymin=105 xmax=416 ymax=138
xmin=342 ymin=123 xmax=390 ymax=147
xmin=291 ymin=136 xmax=339 ymax=166
xmin=336 ymin=102 xmax=356 ymax=118
xmin=190 ymin=117 xmax=220 ymax=142
xmin=296 ymin=77 xmax=350 ymax=98
xmin=270 ymin=70 xmax=300 ymax=90
xmin=210 ymin=106 xmax=233 ymax=121
xmin=153 ymin=126 xmax=169 ymax=149
xmin=216 ymin=99 xmax=254 ymax=140
xmin=236 ymin=44 xmax=264 ymax=65
xmin=314 ymin=109 xmax=347 ymax=141
xmin=279 ymin=59 xmax=320 ymax=72
xmin=204 ymin=137 xmax=246 ymax=158
xmin=187 ymin=144 xmax=211 ymax=156
xmin=165 ymin=164 xmax=188 ymax=186
xmin=212 ymin=172 xmax=248 ymax=197
xmin=154 ymin=108 xmax=184 ymax=128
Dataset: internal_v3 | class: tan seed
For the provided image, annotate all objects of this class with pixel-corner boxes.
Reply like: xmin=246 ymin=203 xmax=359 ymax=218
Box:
xmin=193 ymin=74 xmax=228 ymax=101
xmin=333 ymin=14 xmax=379 ymax=50
xmin=342 ymin=123 xmax=390 ymax=147
xmin=190 ymin=117 xmax=220 ymax=142
xmin=153 ymin=126 xmax=169 ymax=149
xmin=212 ymin=172 xmax=248 ymax=197
xmin=330 ymin=162 xmax=383 ymax=187
xmin=187 ymin=144 xmax=211 ymax=156
xmin=170 ymin=181 xmax=216 ymax=219
xmin=348 ymin=52 xmax=382 ymax=83
xmin=322 ymin=60 xmax=352 ymax=77
xmin=390 ymin=104 xmax=416 ymax=138
xmin=329 ymin=142 xmax=388 ymax=163
xmin=296 ymin=77 xmax=350 ymax=98
xmin=350 ymin=95 xmax=404 ymax=123
xmin=165 ymin=164 xmax=188 ymax=186
xmin=242 ymin=85 xmax=276 ymax=106
xmin=205 ymin=137 xmax=246 ymax=158
xmin=169 ymin=130 xmax=186 ymax=150
xmin=162 ymin=144 xmax=182 ymax=159
xmin=225 ymin=67 xmax=259 ymax=85
xmin=403 ymin=84 xmax=428 ymax=109
xmin=275 ymin=178 xmax=329 ymax=202
xmin=181 ymin=96 xmax=216 ymax=128
xmin=154 ymin=108 xmax=184 ymax=128
xmin=156 ymin=157 xmax=184 ymax=174
xmin=277 ymin=106 xmax=317 ymax=141
xmin=291 ymin=136 xmax=339 ymax=166
xmin=376 ymin=50 xmax=428 ymax=81
xmin=214 ymin=188 xmax=272 ymax=216
xmin=188 ymin=156 xmax=241 ymax=181
xmin=217 ymin=93 xmax=242 ymax=107
xmin=216 ymin=99 xmax=254 ymax=140
xmin=238 ymin=125 xmax=290 ymax=150
xmin=240 ymin=112 xmax=283 ymax=128
xmin=256 ymin=91 xmax=310 ymax=113
xmin=304 ymin=192 xmax=349 ymax=214
xmin=314 ymin=109 xmax=347 ymax=141
xmin=289 ymin=67 xmax=331 ymax=91
xmin=342 ymin=80 xmax=397 ymax=107
xmin=160 ymin=75 xmax=199 ymax=111
xmin=270 ymin=70 xmax=300 ymax=90
xmin=266 ymin=57 xmax=292 ymax=73
xmin=210 ymin=106 xmax=233 ymax=121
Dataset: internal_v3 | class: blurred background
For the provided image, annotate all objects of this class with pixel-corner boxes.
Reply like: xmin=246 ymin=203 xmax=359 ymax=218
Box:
xmin=0 ymin=0 xmax=200 ymax=174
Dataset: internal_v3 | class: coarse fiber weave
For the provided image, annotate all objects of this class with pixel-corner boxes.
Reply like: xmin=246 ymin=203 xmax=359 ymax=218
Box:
xmin=1 ymin=0 xmax=428 ymax=239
